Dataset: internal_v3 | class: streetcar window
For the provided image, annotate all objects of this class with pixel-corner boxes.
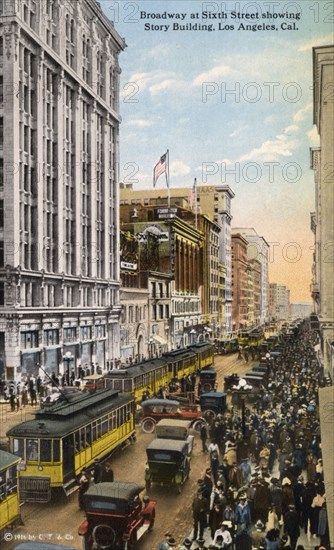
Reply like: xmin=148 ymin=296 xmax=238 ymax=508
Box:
xmin=0 ymin=474 xmax=6 ymax=501
xmin=113 ymin=379 xmax=123 ymax=390
xmin=6 ymin=466 xmax=17 ymax=495
xmin=101 ymin=415 xmax=108 ymax=435
xmin=86 ymin=426 xmax=92 ymax=445
xmin=53 ymin=440 xmax=60 ymax=462
xmin=27 ymin=438 xmax=38 ymax=461
xmin=124 ymin=379 xmax=132 ymax=391
xmin=13 ymin=438 xmax=24 ymax=458
xmin=40 ymin=439 xmax=52 ymax=462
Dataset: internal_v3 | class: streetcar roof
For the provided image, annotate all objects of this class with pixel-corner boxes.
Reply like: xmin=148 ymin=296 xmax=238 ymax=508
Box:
xmin=85 ymin=481 xmax=144 ymax=500
xmin=188 ymin=342 xmax=213 ymax=351
xmin=0 ymin=449 xmax=20 ymax=470
xmin=105 ymin=357 xmax=167 ymax=378
xmin=7 ymin=391 xmax=134 ymax=438
xmin=162 ymin=349 xmax=196 ymax=360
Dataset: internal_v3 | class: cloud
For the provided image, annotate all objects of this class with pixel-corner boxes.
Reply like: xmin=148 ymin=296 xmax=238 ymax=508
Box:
xmin=307 ymin=127 xmax=320 ymax=146
xmin=239 ymin=124 xmax=299 ymax=162
xmin=127 ymin=119 xmax=154 ymax=127
xmin=230 ymin=125 xmax=248 ymax=138
xmin=193 ymin=64 xmax=238 ymax=86
xmin=149 ymin=79 xmax=179 ymax=95
xmin=293 ymin=103 xmax=313 ymax=123
xmin=170 ymin=160 xmax=191 ymax=177
xmin=298 ymin=33 xmax=334 ymax=52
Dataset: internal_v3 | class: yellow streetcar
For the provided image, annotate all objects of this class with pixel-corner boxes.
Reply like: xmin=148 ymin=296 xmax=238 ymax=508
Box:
xmin=0 ymin=450 xmax=21 ymax=534
xmin=7 ymin=389 xmax=135 ymax=503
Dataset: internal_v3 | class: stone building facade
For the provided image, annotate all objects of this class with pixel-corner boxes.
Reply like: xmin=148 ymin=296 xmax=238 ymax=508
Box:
xmin=231 ymin=232 xmax=248 ymax=330
xmin=119 ymin=183 xmax=234 ymax=335
xmin=311 ymin=45 xmax=334 ymax=378
xmin=0 ymin=0 xmax=124 ymax=380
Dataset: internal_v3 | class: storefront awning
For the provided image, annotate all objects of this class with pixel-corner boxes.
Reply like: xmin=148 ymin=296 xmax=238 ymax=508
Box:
xmin=152 ymin=334 xmax=167 ymax=346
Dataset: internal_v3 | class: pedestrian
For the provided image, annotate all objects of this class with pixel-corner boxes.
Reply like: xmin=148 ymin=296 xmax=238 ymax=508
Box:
xmin=200 ymin=422 xmax=208 ymax=453
xmin=250 ymin=519 xmax=266 ymax=548
xmin=92 ymin=459 xmax=102 ymax=484
xmin=283 ymin=504 xmax=300 ymax=550
xmin=213 ymin=522 xmax=233 ymax=548
xmin=234 ymin=494 xmax=251 ymax=533
xmin=78 ymin=468 xmax=90 ymax=510
xmin=192 ymin=489 xmax=209 ymax=541
xmin=100 ymin=462 xmax=114 ymax=482
xmin=235 ymin=527 xmax=252 ymax=550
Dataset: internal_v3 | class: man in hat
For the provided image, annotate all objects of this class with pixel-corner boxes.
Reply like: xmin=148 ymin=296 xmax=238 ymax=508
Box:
xmin=283 ymin=504 xmax=300 ymax=550
xmin=179 ymin=538 xmax=192 ymax=550
xmin=192 ymin=489 xmax=209 ymax=541
xmin=213 ymin=522 xmax=232 ymax=549
xmin=92 ymin=458 xmax=102 ymax=484
xmin=234 ymin=494 xmax=251 ymax=533
xmin=250 ymin=520 xmax=265 ymax=548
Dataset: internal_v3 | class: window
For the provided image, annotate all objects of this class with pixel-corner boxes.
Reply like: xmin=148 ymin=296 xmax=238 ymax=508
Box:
xmin=40 ymin=439 xmax=52 ymax=462
xmin=20 ymin=330 xmax=39 ymax=349
xmin=0 ymin=282 xmax=4 ymax=306
xmin=0 ymin=199 xmax=3 ymax=228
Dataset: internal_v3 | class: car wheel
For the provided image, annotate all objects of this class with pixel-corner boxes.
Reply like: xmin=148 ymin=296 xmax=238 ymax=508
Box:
xmin=202 ymin=382 xmax=212 ymax=392
xmin=141 ymin=417 xmax=156 ymax=433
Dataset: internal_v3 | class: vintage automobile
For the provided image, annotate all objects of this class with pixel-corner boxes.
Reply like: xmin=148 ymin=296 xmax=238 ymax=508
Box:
xmin=198 ymin=367 xmax=217 ymax=393
xmin=140 ymin=398 xmax=204 ymax=433
xmin=199 ymin=391 xmax=227 ymax=421
xmin=78 ymin=481 xmax=156 ymax=550
xmin=155 ymin=418 xmax=195 ymax=454
xmin=145 ymin=439 xmax=190 ymax=493
xmin=224 ymin=373 xmax=240 ymax=392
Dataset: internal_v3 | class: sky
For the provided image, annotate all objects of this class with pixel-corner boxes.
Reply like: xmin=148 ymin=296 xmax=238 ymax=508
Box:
xmin=101 ymin=0 xmax=333 ymax=302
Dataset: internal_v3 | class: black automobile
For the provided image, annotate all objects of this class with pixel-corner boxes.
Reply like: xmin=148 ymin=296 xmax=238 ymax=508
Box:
xmin=199 ymin=367 xmax=217 ymax=392
xmin=199 ymin=391 xmax=227 ymax=421
xmin=145 ymin=439 xmax=191 ymax=494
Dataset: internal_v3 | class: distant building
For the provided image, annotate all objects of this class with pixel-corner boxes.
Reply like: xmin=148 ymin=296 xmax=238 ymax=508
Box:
xmin=233 ymin=228 xmax=269 ymax=325
xmin=311 ymin=45 xmax=334 ymax=378
xmin=231 ymin=232 xmax=248 ymax=330
xmin=269 ymin=283 xmax=290 ymax=322
xmin=120 ymin=183 xmax=234 ymax=335
xmin=0 ymin=0 xmax=125 ymax=380
xmin=290 ymin=303 xmax=313 ymax=320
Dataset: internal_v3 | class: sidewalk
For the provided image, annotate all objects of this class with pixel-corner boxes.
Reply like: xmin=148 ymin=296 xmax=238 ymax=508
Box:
xmin=0 ymin=400 xmax=36 ymax=448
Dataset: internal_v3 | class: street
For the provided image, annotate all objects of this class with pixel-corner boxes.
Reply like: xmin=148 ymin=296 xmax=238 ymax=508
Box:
xmin=2 ymin=352 xmax=250 ymax=550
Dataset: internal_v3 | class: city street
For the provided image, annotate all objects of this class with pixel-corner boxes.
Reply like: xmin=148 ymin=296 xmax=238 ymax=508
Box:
xmin=1 ymin=352 xmax=250 ymax=550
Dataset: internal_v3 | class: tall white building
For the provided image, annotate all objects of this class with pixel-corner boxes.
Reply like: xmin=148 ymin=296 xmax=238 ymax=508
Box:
xmin=0 ymin=0 xmax=125 ymax=380
xmin=233 ymin=228 xmax=269 ymax=326
xmin=269 ymin=283 xmax=290 ymax=321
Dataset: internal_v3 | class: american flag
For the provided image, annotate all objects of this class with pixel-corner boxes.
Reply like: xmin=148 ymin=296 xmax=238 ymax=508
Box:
xmin=189 ymin=178 xmax=197 ymax=210
xmin=153 ymin=151 xmax=168 ymax=187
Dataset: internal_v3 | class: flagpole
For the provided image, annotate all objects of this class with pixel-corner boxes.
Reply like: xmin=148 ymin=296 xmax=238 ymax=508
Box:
xmin=194 ymin=177 xmax=198 ymax=229
xmin=166 ymin=149 xmax=170 ymax=208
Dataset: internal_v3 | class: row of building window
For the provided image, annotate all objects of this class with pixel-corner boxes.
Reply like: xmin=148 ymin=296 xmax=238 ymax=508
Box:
xmin=20 ymin=325 xmax=106 ymax=350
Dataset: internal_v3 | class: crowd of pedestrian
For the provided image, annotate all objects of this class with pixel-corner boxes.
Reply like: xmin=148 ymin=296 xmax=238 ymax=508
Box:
xmin=159 ymin=324 xmax=330 ymax=549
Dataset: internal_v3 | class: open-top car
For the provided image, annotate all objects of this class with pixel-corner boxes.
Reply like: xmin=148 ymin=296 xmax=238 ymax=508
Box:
xmin=78 ymin=481 xmax=156 ymax=550
xmin=155 ymin=418 xmax=195 ymax=454
xmin=145 ymin=439 xmax=190 ymax=494
xmin=140 ymin=398 xmax=204 ymax=433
